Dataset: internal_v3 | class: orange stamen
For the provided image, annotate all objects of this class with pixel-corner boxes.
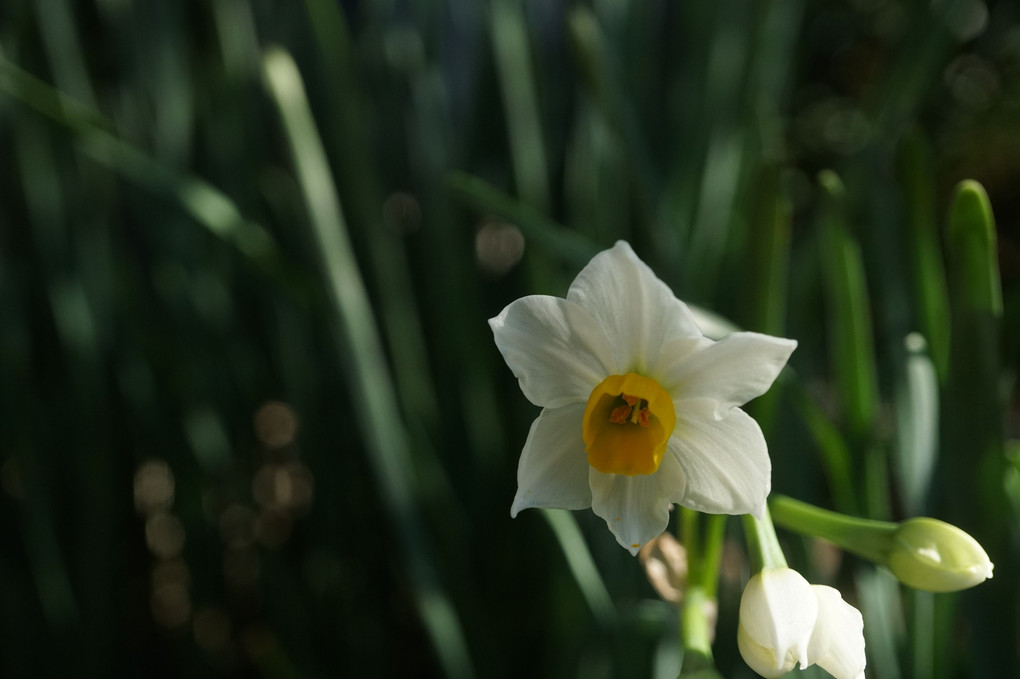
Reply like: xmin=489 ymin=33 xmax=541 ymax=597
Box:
xmin=636 ymin=408 xmax=651 ymax=428
xmin=609 ymin=405 xmax=633 ymax=424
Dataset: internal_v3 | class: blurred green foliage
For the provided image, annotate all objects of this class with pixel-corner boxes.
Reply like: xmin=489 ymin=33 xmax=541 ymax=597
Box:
xmin=1 ymin=0 xmax=1018 ymax=677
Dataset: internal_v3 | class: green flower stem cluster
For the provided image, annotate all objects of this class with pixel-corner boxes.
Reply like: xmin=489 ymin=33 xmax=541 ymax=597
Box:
xmin=678 ymin=509 xmax=725 ymax=679
xmin=769 ymin=495 xmax=993 ymax=592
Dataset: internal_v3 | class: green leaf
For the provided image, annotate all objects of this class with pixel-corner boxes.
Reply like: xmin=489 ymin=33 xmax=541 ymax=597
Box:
xmin=817 ymin=170 xmax=880 ymax=438
xmin=856 ymin=568 xmax=905 ymax=679
xmin=942 ymin=180 xmax=1014 ymax=674
xmin=789 ymin=383 xmax=859 ymax=516
xmin=540 ymin=510 xmax=615 ymax=630
xmin=491 ymin=0 xmax=550 ymax=211
xmin=0 ymin=55 xmax=285 ymax=276
xmin=896 ymin=129 xmax=950 ymax=381
xmin=263 ymin=46 xmax=475 ymax=679
xmin=567 ymin=6 xmax=657 ymax=220
xmin=943 ymin=179 xmax=1004 ymax=507
xmin=946 ymin=180 xmax=1003 ymax=317
xmin=744 ymin=166 xmax=792 ymax=433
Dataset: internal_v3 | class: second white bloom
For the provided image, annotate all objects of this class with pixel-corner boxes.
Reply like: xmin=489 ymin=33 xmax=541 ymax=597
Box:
xmin=738 ymin=567 xmax=866 ymax=679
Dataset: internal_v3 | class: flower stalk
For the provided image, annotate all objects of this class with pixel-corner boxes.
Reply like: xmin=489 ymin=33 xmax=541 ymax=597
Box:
xmin=680 ymin=586 xmax=715 ymax=673
xmin=769 ymin=494 xmax=895 ymax=563
xmin=769 ymin=494 xmax=993 ymax=592
xmin=679 ymin=509 xmax=724 ymax=678
xmin=743 ymin=505 xmax=788 ymax=573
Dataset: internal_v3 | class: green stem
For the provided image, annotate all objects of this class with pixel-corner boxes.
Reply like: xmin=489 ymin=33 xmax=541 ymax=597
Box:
xmin=681 ymin=585 xmax=714 ymax=668
xmin=678 ymin=509 xmax=719 ymax=674
xmin=742 ymin=506 xmax=788 ymax=573
xmin=769 ymin=494 xmax=896 ymax=563
xmin=681 ymin=507 xmax=701 ymax=581
xmin=701 ymin=514 xmax=727 ymax=599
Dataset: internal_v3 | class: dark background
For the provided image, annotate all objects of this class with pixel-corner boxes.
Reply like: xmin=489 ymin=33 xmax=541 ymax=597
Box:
xmin=1 ymin=0 xmax=1018 ymax=677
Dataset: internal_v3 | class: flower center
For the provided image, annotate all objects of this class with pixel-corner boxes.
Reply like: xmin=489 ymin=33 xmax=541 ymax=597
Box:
xmin=582 ymin=373 xmax=675 ymax=476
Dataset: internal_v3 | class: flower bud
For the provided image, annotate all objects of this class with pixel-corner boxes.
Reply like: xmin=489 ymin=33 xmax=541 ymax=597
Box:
xmin=738 ymin=568 xmax=817 ymax=677
xmin=738 ymin=567 xmax=866 ymax=679
xmin=887 ymin=518 xmax=994 ymax=592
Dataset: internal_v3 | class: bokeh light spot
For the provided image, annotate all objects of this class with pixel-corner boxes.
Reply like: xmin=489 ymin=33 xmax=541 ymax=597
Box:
xmin=252 ymin=462 xmax=314 ymax=514
xmin=146 ymin=512 xmax=186 ymax=559
xmin=254 ymin=401 xmax=298 ymax=449
xmin=945 ymin=54 xmax=1000 ymax=111
xmin=475 ymin=221 xmax=525 ymax=276
xmin=134 ymin=460 xmax=175 ymax=516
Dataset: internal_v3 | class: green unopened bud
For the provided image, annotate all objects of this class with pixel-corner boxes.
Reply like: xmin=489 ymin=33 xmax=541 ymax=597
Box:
xmin=887 ymin=518 xmax=994 ymax=593
xmin=769 ymin=496 xmax=996 ymax=594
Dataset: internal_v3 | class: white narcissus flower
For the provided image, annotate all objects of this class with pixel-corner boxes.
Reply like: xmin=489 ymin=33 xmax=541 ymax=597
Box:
xmin=807 ymin=586 xmax=867 ymax=679
xmin=738 ymin=568 xmax=818 ymax=677
xmin=738 ymin=568 xmax=866 ymax=679
xmin=489 ymin=241 xmax=797 ymax=554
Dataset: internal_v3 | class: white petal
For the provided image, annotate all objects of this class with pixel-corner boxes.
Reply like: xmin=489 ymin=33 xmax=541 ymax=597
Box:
xmin=566 ymin=241 xmax=701 ymax=374
xmin=660 ymin=332 xmax=797 ymax=418
xmin=670 ymin=408 xmax=771 ymax=516
xmin=737 ymin=624 xmax=795 ymax=678
xmin=588 ymin=452 xmax=687 ymax=555
xmin=649 ymin=335 xmax=711 ymax=379
xmin=808 ymin=586 xmax=866 ymax=679
xmin=490 ymin=295 xmax=617 ymax=409
xmin=511 ymin=404 xmax=592 ymax=517
xmin=739 ymin=569 xmax=818 ymax=671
